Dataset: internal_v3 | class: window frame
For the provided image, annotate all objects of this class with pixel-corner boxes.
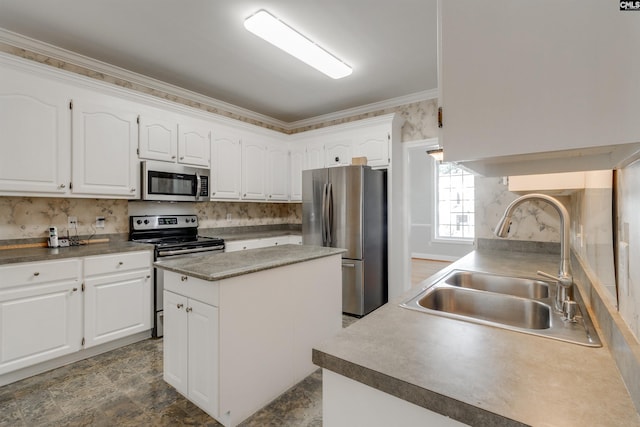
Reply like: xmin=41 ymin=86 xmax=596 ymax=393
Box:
xmin=432 ymin=161 xmax=475 ymax=244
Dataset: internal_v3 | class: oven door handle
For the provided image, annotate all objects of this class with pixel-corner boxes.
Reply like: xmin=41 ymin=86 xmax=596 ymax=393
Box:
xmin=157 ymin=246 xmax=224 ymax=257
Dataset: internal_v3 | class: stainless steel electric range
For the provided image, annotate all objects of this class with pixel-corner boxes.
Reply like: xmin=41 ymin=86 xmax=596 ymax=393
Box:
xmin=129 ymin=214 xmax=225 ymax=337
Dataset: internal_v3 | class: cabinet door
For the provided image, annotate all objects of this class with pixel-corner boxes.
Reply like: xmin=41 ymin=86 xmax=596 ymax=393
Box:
xmin=71 ymin=97 xmax=139 ymax=198
xmin=84 ymin=271 xmax=151 ymax=348
xmin=211 ymin=131 xmax=241 ymax=200
xmin=163 ymin=290 xmax=189 ymax=395
xmin=439 ymin=0 xmax=640 ymax=163
xmin=241 ymin=138 xmax=266 ymax=200
xmin=138 ymin=114 xmax=177 ymax=162
xmin=187 ymin=298 xmax=219 ymax=417
xmin=354 ymin=127 xmax=390 ymax=167
xmin=0 ymin=280 xmax=82 ymax=374
xmin=178 ymin=121 xmax=211 ymax=167
xmin=305 ymin=141 xmax=325 ymax=170
xmin=289 ymin=145 xmax=304 ymax=201
xmin=325 ymin=138 xmax=353 ymax=167
xmin=266 ymin=142 xmax=289 ymax=201
xmin=0 ymin=65 xmax=71 ymax=194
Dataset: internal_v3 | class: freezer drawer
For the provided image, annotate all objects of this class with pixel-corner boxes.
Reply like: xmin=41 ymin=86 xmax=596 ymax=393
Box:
xmin=342 ymin=260 xmax=364 ymax=315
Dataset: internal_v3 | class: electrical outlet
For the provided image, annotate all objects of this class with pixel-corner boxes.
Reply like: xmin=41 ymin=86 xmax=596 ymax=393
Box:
xmin=96 ymin=216 xmax=105 ymax=228
xmin=226 ymin=213 xmax=232 ymax=221
xmin=68 ymin=216 xmax=78 ymax=229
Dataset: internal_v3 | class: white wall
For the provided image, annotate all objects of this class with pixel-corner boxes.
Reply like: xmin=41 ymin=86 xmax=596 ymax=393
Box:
xmin=405 ymin=140 xmax=473 ymax=261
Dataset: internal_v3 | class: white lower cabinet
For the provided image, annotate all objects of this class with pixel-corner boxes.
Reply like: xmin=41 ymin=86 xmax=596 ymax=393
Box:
xmin=224 ymin=235 xmax=301 ymax=252
xmin=83 ymin=251 xmax=152 ymax=348
xmin=0 ymin=259 xmax=82 ymax=375
xmin=0 ymin=250 xmax=153 ymax=380
xmin=164 ymin=289 xmax=219 ymax=417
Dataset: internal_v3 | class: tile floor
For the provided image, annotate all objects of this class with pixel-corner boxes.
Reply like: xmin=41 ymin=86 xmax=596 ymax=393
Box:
xmin=0 ymin=259 xmax=448 ymax=427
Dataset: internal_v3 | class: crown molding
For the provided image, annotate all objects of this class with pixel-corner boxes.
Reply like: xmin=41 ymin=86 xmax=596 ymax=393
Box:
xmin=0 ymin=27 xmax=438 ymax=133
xmin=0 ymin=28 xmax=290 ymax=130
xmin=287 ymin=89 xmax=438 ymax=130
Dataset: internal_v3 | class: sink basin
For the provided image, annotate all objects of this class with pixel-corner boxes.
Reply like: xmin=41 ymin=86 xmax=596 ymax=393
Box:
xmin=444 ymin=271 xmax=549 ymax=299
xmin=418 ymin=287 xmax=551 ymax=330
xmin=401 ymin=270 xmax=601 ymax=347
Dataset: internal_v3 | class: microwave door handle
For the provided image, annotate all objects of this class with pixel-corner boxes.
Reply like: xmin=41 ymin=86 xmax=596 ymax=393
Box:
xmin=195 ymin=172 xmax=202 ymax=201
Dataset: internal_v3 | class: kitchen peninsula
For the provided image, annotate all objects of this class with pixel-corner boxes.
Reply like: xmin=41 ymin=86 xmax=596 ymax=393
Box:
xmin=313 ymin=248 xmax=640 ymax=427
xmin=154 ymin=244 xmax=344 ymax=427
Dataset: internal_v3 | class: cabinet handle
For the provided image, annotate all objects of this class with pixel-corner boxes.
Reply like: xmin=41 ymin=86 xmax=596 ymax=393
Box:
xmin=118 ymin=261 xmax=124 ymax=266
xmin=186 ymin=307 xmax=193 ymax=313
xmin=181 ymin=276 xmax=188 ymax=282
xmin=180 ymin=156 xmax=184 ymax=160
xmin=335 ymin=156 xmax=339 ymax=162
xmin=33 ymin=272 xmax=40 ymax=276
xmin=177 ymin=303 xmax=184 ymax=309
xmin=243 ymin=193 xmax=247 ymax=197
xmin=212 ymin=192 xmax=216 ymax=195
xmin=130 ymin=188 xmax=136 ymax=192
xmin=268 ymin=195 xmax=272 ymax=198
xmin=146 ymin=275 xmax=151 ymax=279
xmin=171 ymin=155 xmax=176 ymax=159
xmin=58 ymin=184 xmax=66 ymax=189
xmin=71 ymin=287 xmax=78 ymax=292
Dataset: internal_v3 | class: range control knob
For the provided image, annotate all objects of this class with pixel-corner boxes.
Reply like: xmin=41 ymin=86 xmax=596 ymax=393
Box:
xmin=136 ymin=219 xmax=142 ymax=225
xmin=190 ymin=218 xmax=196 ymax=223
xmin=144 ymin=219 xmax=149 ymax=225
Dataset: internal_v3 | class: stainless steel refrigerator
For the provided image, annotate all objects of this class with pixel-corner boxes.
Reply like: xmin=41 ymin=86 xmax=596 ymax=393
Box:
xmin=302 ymin=165 xmax=387 ymax=316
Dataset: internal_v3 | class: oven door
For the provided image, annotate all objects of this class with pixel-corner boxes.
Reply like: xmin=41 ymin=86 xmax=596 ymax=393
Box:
xmin=154 ymin=249 xmax=223 ymax=337
xmin=142 ymin=161 xmax=209 ymax=202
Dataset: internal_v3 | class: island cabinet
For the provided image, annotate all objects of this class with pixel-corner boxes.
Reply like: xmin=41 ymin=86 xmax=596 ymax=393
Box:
xmin=0 ymin=259 xmax=82 ymax=375
xmin=439 ymin=0 xmax=640 ymax=175
xmin=161 ymin=251 xmax=341 ymax=427
xmin=83 ymin=251 xmax=153 ymax=348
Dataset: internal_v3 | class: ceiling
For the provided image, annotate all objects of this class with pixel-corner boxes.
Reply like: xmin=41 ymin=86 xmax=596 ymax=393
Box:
xmin=0 ymin=0 xmax=438 ymax=124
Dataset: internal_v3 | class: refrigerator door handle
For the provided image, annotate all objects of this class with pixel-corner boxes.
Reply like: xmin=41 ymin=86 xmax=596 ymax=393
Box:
xmin=321 ymin=183 xmax=328 ymax=245
xmin=327 ymin=182 xmax=333 ymax=245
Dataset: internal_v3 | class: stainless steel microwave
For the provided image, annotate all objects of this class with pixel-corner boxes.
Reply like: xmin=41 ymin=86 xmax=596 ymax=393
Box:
xmin=141 ymin=161 xmax=210 ymax=202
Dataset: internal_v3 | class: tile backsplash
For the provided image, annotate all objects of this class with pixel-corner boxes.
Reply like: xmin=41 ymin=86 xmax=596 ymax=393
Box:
xmin=0 ymin=197 xmax=301 ymax=242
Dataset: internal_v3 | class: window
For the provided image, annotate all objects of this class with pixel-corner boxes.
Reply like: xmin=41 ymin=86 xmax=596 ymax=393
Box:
xmin=436 ymin=163 xmax=475 ymax=240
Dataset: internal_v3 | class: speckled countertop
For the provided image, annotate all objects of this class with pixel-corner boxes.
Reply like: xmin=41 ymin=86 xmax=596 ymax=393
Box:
xmin=154 ymin=244 xmax=344 ymax=281
xmin=0 ymin=241 xmax=154 ymax=265
xmin=313 ymin=250 xmax=640 ymax=427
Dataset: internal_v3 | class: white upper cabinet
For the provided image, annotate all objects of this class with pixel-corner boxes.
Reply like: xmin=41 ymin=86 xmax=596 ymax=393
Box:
xmin=71 ymin=94 xmax=139 ymax=198
xmin=266 ymin=140 xmax=289 ymax=201
xmin=325 ymin=137 xmax=353 ymax=167
xmin=211 ymin=127 xmax=242 ymax=200
xmin=138 ymin=112 xmax=178 ymax=163
xmin=439 ymin=0 xmax=640 ymax=176
xmin=289 ymin=144 xmax=305 ymax=201
xmin=353 ymin=125 xmax=390 ymax=167
xmin=178 ymin=119 xmax=211 ymax=168
xmin=0 ymin=63 xmax=71 ymax=195
xmin=305 ymin=140 xmax=325 ymax=170
xmin=241 ymin=135 xmax=267 ymax=200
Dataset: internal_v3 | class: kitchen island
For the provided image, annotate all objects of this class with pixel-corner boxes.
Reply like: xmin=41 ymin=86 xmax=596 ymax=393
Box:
xmin=154 ymin=244 xmax=344 ymax=427
xmin=313 ymin=249 xmax=640 ymax=426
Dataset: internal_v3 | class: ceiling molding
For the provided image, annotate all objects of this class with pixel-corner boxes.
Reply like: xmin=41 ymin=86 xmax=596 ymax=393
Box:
xmin=0 ymin=27 xmax=290 ymax=129
xmin=287 ymin=89 xmax=439 ymax=130
xmin=0 ymin=27 xmax=438 ymax=133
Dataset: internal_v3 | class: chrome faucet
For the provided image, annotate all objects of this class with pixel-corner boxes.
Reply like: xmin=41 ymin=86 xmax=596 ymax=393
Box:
xmin=494 ymin=193 xmax=575 ymax=319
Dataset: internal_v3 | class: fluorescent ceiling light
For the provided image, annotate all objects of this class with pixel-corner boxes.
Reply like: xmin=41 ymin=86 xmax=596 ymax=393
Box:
xmin=244 ymin=9 xmax=352 ymax=79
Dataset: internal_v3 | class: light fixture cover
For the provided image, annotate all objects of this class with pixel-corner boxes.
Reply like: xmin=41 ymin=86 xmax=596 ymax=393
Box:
xmin=426 ymin=148 xmax=444 ymax=162
xmin=244 ymin=10 xmax=352 ymax=79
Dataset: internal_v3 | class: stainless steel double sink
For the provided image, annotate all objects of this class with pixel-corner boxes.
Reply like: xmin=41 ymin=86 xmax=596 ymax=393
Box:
xmin=401 ymin=270 xmax=601 ymax=347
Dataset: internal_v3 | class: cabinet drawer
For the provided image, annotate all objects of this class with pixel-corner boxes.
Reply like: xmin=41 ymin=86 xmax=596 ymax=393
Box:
xmin=84 ymin=251 xmax=151 ymax=276
xmin=0 ymin=258 xmax=81 ymax=289
xmin=163 ymin=270 xmax=219 ymax=306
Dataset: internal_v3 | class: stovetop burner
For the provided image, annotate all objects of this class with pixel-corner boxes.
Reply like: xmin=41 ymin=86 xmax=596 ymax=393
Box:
xmin=129 ymin=215 xmax=224 ymax=254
